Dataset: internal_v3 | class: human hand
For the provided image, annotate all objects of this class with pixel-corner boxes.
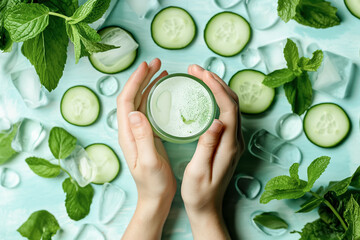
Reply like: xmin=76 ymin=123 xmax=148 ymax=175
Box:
xmin=117 ymin=59 xmax=176 ymax=240
xmin=181 ymin=64 xmax=245 ymax=240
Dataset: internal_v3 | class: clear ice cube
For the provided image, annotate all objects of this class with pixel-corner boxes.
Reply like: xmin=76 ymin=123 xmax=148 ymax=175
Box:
xmin=11 ymin=68 xmax=48 ymax=109
xmin=275 ymin=113 xmax=303 ymax=141
xmin=96 ymin=76 xmax=119 ymax=96
xmin=11 ymin=118 xmax=46 ymax=153
xmin=0 ymin=43 xmax=19 ymax=75
xmin=0 ymin=117 xmax=11 ymax=132
xmin=248 ymin=129 xmax=302 ymax=169
xmin=240 ymin=48 xmax=261 ymax=68
xmin=234 ymin=174 xmax=261 ymax=199
xmin=106 ymin=108 xmax=118 ymax=131
xmin=203 ymin=57 xmax=226 ymax=79
xmin=214 ymin=0 xmax=243 ymax=9
xmin=93 ymin=28 xmax=139 ymax=67
xmin=0 ymin=167 xmax=20 ymax=189
xmin=74 ymin=224 xmax=105 ymax=240
xmin=125 ymin=0 xmax=160 ymax=19
xmin=98 ymin=183 xmax=126 ymax=224
xmin=173 ymin=161 xmax=190 ymax=180
xmin=245 ymin=0 xmax=279 ymax=30
xmin=307 ymin=44 xmax=355 ymax=99
xmin=61 ymin=146 xmax=97 ymax=187
xmin=251 ymin=211 xmax=288 ymax=236
xmin=258 ymin=38 xmax=303 ymax=73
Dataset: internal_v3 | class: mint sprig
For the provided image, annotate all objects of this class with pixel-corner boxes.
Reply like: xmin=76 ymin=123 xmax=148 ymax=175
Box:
xmin=25 ymin=127 xmax=94 ymax=221
xmin=2 ymin=0 xmax=117 ymax=91
xmin=277 ymin=0 xmax=341 ymax=29
xmin=263 ymin=38 xmax=323 ymax=115
xmin=0 ymin=122 xmax=19 ymax=165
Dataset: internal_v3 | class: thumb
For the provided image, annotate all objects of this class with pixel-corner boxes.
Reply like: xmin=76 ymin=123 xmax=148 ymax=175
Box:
xmin=128 ymin=111 xmax=157 ymax=162
xmin=191 ymin=119 xmax=224 ymax=172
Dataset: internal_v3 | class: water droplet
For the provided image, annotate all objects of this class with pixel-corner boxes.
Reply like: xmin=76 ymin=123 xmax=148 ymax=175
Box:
xmin=214 ymin=0 xmax=243 ymax=9
xmin=275 ymin=113 xmax=303 ymax=141
xmin=96 ymin=76 xmax=119 ymax=96
xmin=245 ymin=0 xmax=279 ymax=30
xmin=0 ymin=168 xmax=20 ymax=189
xmin=106 ymin=108 xmax=118 ymax=130
xmin=173 ymin=161 xmax=190 ymax=180
xmin=240 ymin=48 xmax=261 ymax=68
xmin=251 ymin=211 xmax=288 ymax=236
xmin=74 ymin=224 xmax=105 ymax=240
xmin=234 ymin=174 xmax=261 ymax=199
xmin=98 ymin=183 xmax=126 ymax=224
xmin=203 ymin=57 xmax=226 ymax=79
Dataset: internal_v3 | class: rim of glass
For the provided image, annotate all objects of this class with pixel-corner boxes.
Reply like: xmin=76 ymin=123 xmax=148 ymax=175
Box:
xmin=146 ymin=73 xmax=217 ymax=142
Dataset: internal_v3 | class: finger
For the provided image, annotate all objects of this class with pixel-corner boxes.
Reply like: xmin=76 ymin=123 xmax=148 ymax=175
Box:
xmin=190 ymin=120 xmax=224 ymax=181
xmin=128 ymin=111 xmax=158 ymax=166
xmin=121 ymin=62 xmax=149 ymax=103
xmin=209 ymin=71 xmax=239 ymax=104
xmin=138 ymin=70 xmax=168 ymax=113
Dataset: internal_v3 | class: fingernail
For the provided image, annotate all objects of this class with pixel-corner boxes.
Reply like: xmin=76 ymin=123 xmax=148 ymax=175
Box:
xmin=208 ymin=119 xmax=224 ymax=134
xmin=128 ymin=111 xmax=142 ymax=126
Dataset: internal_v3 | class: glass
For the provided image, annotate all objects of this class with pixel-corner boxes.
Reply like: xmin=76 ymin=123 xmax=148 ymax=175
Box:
xmin=96 ymin=76 xmax=119 ymax=96
xmin=106 ymin=108 xmax=118 ymax=131
xmin=11 ymin=118 xmax=46 ymax=153
xmin=248 ymin=129 xmax=302 ymax=169
xmin=11 ymin=68 xmax=48 ymax=109
xmin=214 ymin=0 xmax=243 ymax=9
xmin=203 ymin=57 xmax=226 ymax=79
xmin=234 ymin=174 xmax=261 ymax=199
xmin=125 ymin=0 xmax=160 ymax=19
xmin=245 ymin=0 xmax=279 ymax=30
xmin=98 ymin=183 xmax=126 ymax=224
xmin=0 ymin=167 xmax=20 ymax=189
xmin=173 ymin=160 xmax=190 ymax=180
xmin=61 ymin=146 xmax=97 ymax=187
xmin=275 ymin=113 xmax=303 ymax=140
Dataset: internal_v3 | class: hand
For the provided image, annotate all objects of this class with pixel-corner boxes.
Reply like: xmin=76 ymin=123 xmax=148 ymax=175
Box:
xmin=117 ymin=59 xmax=176 ymax=240
xmin=181 ymin=65 xmax=245 ymax=240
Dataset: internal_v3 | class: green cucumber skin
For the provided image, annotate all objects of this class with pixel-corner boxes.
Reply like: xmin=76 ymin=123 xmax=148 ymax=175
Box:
xmin=151 ymin=6 xmax=197 ymax=50
xmin=344 ymin=0 xmax=360 ymax=19
xmin=89 ymin=26 xmax=139 ymax=74
xmin=60 ymin=85 xmax=101 ymax=127
xmin=303 ymin=103 xmax=351 ymax=148
xmin=204 ymin=11 xmax=252 ymax=57
xmin=228 ymin=69 xmax=276 ymax=115
xmin=85 ymin=143 xmax=121 ymax=184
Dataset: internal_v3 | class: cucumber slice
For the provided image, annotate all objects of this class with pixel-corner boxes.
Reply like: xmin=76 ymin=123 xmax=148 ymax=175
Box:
xmin=85 ymin=144 xmax=120 ymax=184
xmin=345 ymin=0 xmax=360 ymax=19
xmin=229 ymin=70 xmax=275 ymax=114
xmin=60 ymin=86 xmax=100 ymax=126
xmin=151 ymin=7 xmax=196 ymax=49
xmin=204 ymin=12 xmax=251 ymax=57
xmin=303 ymin=103 xmax=351 ymax=148
xmin=89 ymin=26 xmax=138 ymax=74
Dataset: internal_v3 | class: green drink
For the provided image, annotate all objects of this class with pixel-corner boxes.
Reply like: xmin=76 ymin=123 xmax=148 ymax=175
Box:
xmin=147 ymin=73 xmax=217 ymax=143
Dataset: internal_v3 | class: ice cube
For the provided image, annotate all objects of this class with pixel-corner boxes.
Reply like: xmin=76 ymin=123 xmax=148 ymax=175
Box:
xmin=240 ymin=48 xmax=261 ymax=68
xmin=203 ymin=57 xmax=226 ymax=79
xmin=96 ymin=76 xmax=119 ymax=96
xmin=245 ymin=0 xmax=279 ymax=30
xmin=11 ymin=118 xmax=46 ymax=153
xmin=98 ymin=183 xmax=126 ymax=224
xmin=74 ymin=224 xmax=105 ymax=240
xmin=125 ymin=0 xmax=159 ymax=19
xmin=11 ymin=68 xmax=48 ymax=109
xmin=0 ymin=167 xmax=20 ymax=189
xmin=258 ymin=38 xmax=303 ymax=73
xmin=0 ymin=43 xmax=19 ymax=75
xmin=214 ymin=0 xmax=243 ymax=9
xmin=61 ymin=146 xmax=97 ymax=187
xmin=0 ymin=117 xmax=11 ymax=132
xmin=106 ymin=108 xmax=118 ymax=131
xmin=275 ymin=113 xmax=303 ymax=141
xmin=234 ymin=174 xmax=261 ymax=199
xmin=92 ymin=28 xmax=139 ymax=67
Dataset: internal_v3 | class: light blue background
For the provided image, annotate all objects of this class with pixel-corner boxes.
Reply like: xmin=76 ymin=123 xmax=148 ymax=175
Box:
xmin=0 ymin=0 xmax=360 ymax=239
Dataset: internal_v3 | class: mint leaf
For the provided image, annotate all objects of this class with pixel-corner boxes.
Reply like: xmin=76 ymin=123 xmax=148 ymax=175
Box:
xmin=277 ymin=0 xmax=300 ymax=22
xmin=284 ymin=38 xmax=300 ymax=71
xmin=0 ymin=0 xmax=21 ymax=52
xmin=21 ymin=16 xmax=68 ymax=91
xmin=39 ymin=0 xmax=78 ymax=17
xmin=25 ymin=157 xmax=61 ymax=178
xmin=68 ymin=0 xmax=98 ymax=24
xmin=304 ymin=156 xmax=330 ymax=192
xmin=4 ymin=3 xmax=50 ymax=42
xmin=350 ymin=166 xmax=360 ymax=188
xmin=76 ymin=22 xmax=101 ymax=42
xmin=62 ymin=178 xmax=94 ymax=221
xmin=343 ymin=195 xmax=360 ymax=239
xmin=263 ymin=69 xmax=295 ymax=88
xmin=265 ymin=175 xmax=304 ymax=191
xmin=283 ymin=72 xmax=312 ymax=115
xmin=294 ymin=0 xmax=340 ymax=29
xmin=49 ymin=127 xmax=77 ymax=159
xmin=260 ymin=189 xmax=306 ymax=204
xmin=66 ymin=23 xmax=82 ymax=63
xmin=253 ymin=212 xmax=288 ymax=229
xmin=80 ymin=37 xmax=117 ymax=54
xmin=82 ymin=0 xmax=110 ymax=23
xmin=0 ymin=122 xmax=19 ymax=164
xmin=299 ymin=50 xmax=324 ymax=72
xmin=17 ymin=210 xmax=60 ymax=240
xmin=294 ymin=219 xmax=344 ymax=240
xmin=289 ymin=163 xmax=300 ymax=185
xmin=327 ymin=177 xmax=352 ymax=196
xmin=296 ymin=198 xmax=323 ymax=213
